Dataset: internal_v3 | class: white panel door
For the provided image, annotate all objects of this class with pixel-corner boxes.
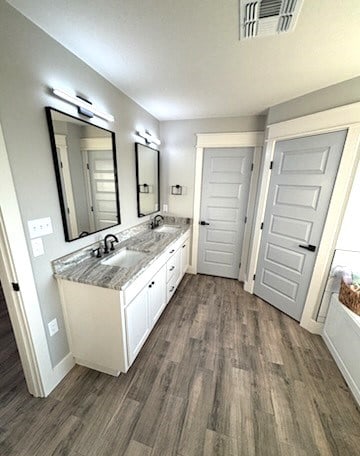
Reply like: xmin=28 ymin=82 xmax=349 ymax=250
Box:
xmin=198 ymin=147 xmax=254 ymax=278
xmin=87 ymin=149 xmax=118 ymax=231
xmin=254 ymin=130 xmax=347 ymax=321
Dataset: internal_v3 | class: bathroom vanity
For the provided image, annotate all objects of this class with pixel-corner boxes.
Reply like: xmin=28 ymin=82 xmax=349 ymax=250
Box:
xmin=54 ymin=222 xmax=190 ymax=375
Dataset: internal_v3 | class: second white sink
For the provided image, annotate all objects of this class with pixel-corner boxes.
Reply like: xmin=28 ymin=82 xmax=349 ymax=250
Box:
xmin=155 ymin=225 xmax=180 ymax=233
xmin=101 ymin=248 xmax=146 ymax=268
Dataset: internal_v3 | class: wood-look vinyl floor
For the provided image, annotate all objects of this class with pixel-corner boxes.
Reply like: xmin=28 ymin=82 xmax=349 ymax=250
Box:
xmin=0 ymin=274 xmax=359 ymax=455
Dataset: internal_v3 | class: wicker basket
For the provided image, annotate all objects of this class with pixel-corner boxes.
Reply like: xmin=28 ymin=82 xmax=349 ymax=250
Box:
xmin=339 ymin=280 xmax=360 ymax=316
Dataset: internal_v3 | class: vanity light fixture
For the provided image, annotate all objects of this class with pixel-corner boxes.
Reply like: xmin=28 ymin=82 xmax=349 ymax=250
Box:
xmin=171 ymin=185 xmax=183 ymax=195
xmin=136 ymin=128 xmax=161 ymax=146
xmin=52 ymin=88 xmax=114 ymax=122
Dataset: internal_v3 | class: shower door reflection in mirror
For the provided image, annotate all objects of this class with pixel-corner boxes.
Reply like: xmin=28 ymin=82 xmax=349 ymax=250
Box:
xmin=46 ymin=107 xmax=120 ymax=241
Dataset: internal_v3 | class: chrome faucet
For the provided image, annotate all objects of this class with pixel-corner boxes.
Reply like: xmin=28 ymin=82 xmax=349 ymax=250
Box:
xmin=151 ymin=214 xmax=164 ymax=229
xmin=103 ymin=234 xmax=119 ymax=254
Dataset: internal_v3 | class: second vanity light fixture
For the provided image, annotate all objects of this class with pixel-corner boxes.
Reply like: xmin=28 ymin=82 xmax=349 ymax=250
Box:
xmin=136 ymin=128 xmax=161 ymax=148
xmin=52 ymin=88 xmax=114 ymax=122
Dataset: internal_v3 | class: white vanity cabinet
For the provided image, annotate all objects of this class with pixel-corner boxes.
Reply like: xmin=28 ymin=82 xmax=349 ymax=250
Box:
xmin=166 ymin=248 xmax=181 ymax=301
xmin=180 ymin=236 xmax=190 ymax=276
xmin=125 ymin=264 xmax=166 ymax=365
xmin=124 ymin=285 xmax=149 ymax=366
xmin=57 ymin=229 xmax=190 ymax=376
xmin=147 ymin=264 xmax=167 ymax=327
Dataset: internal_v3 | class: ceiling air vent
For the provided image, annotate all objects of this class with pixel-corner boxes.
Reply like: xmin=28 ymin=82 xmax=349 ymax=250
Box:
xmin=239 ymin=0 xmax=303 ymax=39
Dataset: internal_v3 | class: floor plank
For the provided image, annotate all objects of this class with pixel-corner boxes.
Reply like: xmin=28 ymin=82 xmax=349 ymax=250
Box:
xmin=0 ymin=274 xmax=359 ymax=455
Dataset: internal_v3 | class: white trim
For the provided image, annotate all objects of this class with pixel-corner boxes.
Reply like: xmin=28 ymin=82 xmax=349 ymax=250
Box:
xmin=239 ymin=146 xmax=262 ymax=282
xmin=55 ymin=135 xmax=79 ymax=238
xmin=52 ymin=352 xmax=75 ymax=386
xmin=80 ymin=137 xmax=112 ymax=150
xmin=54 ymin=134 xmax=67 ymax=147
xmin=82 ymin=150 xmax=96 ymax=231
xmin=267 ymin=102 xmax=360 ymax=138
xmin=0 ymin=123 xmax=53 ymax=397
xmin=0 ymin=123 xmax=76 ymax=397
xmin=246 ymin=103 xmax=360 ymax=334
xmin=191 ymin=132 xmax=264 ymax=276
xmin=196 ymin=132 xmax=264 ymax=148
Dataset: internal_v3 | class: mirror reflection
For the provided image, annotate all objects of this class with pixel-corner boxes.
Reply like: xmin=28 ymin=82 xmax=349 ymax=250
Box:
xmin=46 ymin=107 xmax=120 ymax=241
xmin=135 ymin=143 xmax=160 ymax=217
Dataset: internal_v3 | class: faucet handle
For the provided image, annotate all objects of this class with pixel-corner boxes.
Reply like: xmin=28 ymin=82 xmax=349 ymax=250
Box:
xmin=91 ymin=247 xmax=102 ymax=258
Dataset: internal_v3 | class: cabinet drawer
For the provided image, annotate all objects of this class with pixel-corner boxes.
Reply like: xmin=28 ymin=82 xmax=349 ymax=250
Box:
xmin=167 ymin=280 xmax=177 ymax=302
xmin=167 ymin=249 xmax=180 ymax=283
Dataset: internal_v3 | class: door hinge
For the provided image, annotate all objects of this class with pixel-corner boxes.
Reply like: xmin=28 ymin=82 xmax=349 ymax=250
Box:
xmin=239 ymin=262 xmax=241 ymax=268
xmin=260 ymin=222 xmax=264 ymax=230
xmin=253 ymin=274 xmax=256 ymax=281
xmin=67 ymin=207 xmax=70 ymax=214
xmin=91 ymin=206 xmax=94 ymax=212
xmin=12 ymin=282 xmax=20 ymax=292
xmin=244 ymin=216 xmax=247 ymax=224
xmin=87 ymin=163 xmax=90 ymax=170
xmin=251 ymin=163 xmax=254 ymax=171
xmin=270 ymin=161 xmax=273 ymax=169
xmin=60 ymin=161 xmax=63 ymax=169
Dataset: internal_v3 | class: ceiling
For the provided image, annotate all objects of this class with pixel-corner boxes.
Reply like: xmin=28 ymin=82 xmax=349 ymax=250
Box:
xmin=7 ymin=0 xmax=360 ymax=121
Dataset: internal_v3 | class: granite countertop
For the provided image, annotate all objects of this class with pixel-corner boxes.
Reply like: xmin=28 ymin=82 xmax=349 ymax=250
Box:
xmin=53 ymin=223 xmax=190 ymax=291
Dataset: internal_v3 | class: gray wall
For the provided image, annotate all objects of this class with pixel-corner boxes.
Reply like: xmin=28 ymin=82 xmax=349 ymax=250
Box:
xmin=0 ymin=3 xmax=159 ymax=366
xmin=160 ymin=116 xmax=266 ymax=217
xmin=267 ymin=76 xmax=360 ymax=124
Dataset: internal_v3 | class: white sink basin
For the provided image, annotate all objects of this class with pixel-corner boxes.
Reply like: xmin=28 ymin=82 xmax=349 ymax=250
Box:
xmin=154 ymin=225 xmax=180 ymax=233
xmin=101 ymin=248 xmax=146 ymax=268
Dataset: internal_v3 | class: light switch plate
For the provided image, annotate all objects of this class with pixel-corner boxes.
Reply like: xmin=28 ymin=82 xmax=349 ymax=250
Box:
xmin=31 ymin=238 xmax=44 ymax=257
xmin=28 ymin=217 xmax=53 ymax=239
xmin=163 ymin=204 xmax=168 ymax=212
xmin=48 ymin=318 xmax=59 ymax=337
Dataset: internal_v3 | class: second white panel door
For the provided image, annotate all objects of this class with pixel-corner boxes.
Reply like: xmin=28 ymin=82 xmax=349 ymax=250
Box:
xmin=198 ymin=147 xmax=254 ymax=279
xmin=254 ymin=130 xmax=347 ymax=321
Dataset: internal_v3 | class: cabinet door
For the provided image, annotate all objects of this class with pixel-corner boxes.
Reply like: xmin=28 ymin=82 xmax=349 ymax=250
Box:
xmin=180 ymin=237 xmax=190 ymax=277
xmin=148 ymin=265 xmax=166 ymax=327
xmin=125 ymin=286 xmax=149 ymax=365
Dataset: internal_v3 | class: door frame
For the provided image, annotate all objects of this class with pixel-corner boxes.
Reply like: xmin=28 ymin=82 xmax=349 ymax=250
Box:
xmin=190 ymin=132 xmax=264 ymax=281
xmin=55 ymin=134 xmax=79 ymax=238
xmin=245 ymin=102 xmax=360 ymax=334
xmin=0 ymin=123 xmax=56 ymax=397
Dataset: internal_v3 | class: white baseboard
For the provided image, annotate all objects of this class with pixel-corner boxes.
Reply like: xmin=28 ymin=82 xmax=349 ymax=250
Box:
xmin=300 ymin=318 xmax=323 ymax=335
xmin=75 ymin=357 xmax=120 ymax=377
xmin=323 ymin=332 xmax=360 ymax=407
xmin=243 ymin=280 xmax=254 ymax=294
xmin=186 ymin=266 xmax=196 ymax=275
xmin=44 ymin=352 xmax=75 ymax=396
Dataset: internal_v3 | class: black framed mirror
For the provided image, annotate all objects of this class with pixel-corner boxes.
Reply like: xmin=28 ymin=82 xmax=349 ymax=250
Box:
xmin=46 ymin=107 xmax=121 ymax=242
xmin=135 ymin=142 xmax=160 ymax=217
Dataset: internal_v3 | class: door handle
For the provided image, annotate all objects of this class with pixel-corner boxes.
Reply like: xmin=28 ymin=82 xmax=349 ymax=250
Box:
xmin=298 ymin=244 xmax=316 ymax=252
xmin=200 ymin=221 xmax=210 ymax=226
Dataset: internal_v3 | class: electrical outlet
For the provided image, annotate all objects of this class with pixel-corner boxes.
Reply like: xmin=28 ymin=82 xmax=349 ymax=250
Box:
xmin=28 ymin=217 xmax=53 ymax=239
xmin=48 ymin=318 xmax=59 ymax=337
xmin=163 ymin=204 xmax=168 ymax=212
xmin=31 ymin=238 xmax=44 ymax=257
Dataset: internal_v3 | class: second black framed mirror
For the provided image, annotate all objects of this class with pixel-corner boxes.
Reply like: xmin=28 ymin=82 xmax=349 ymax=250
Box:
xmin=135 ymin=142 xmax=160 ymax=217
